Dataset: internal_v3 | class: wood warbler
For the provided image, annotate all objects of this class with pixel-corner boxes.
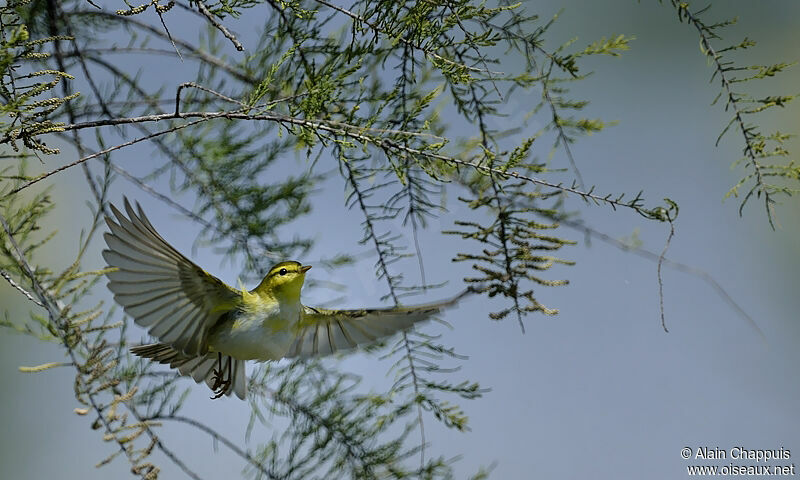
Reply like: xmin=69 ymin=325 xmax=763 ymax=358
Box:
xmin=103 ymin=199 xmax=470 ymax=399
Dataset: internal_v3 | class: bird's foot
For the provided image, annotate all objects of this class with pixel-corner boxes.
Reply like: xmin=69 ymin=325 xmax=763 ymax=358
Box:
xmin=210 ymin=367 xmax=223 ymax=390
xmin=209 ymin=353 xmax=232 ymax=399
xmin=210 ymin=375 xmax=231 ymax=399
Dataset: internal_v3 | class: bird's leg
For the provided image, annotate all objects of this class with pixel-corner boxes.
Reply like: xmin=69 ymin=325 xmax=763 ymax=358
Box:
xmin=210 ymin=352 xmax=223 ymax=390
xmin=210 ymin=352 xmax=232 ymax=399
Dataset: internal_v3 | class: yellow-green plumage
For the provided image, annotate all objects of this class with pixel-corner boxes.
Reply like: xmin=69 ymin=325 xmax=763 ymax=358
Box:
xmin=104 ymin=199 xmax=469 ymax=400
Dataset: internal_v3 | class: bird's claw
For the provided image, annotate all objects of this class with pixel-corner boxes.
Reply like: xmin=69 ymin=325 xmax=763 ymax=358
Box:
xmin=209 ymin=353 xmax=232 ymax=399
xmin=210 ymin=367 xmax=231 ymax=399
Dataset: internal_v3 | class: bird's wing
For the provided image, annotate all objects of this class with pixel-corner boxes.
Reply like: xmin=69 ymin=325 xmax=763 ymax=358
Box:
xmin=103 ymin=198 xmax=240 ymax=356
xmin=285 ymin=290 xmax=472 ymax=358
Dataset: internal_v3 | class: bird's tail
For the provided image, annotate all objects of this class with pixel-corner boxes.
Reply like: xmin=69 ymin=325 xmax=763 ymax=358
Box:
xmin=131 ymin=343 xmax=247 ymax=400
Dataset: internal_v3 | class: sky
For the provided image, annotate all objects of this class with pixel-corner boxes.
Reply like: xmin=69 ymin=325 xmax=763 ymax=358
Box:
xmin=1 ymin=1 xmax=799 ymax=479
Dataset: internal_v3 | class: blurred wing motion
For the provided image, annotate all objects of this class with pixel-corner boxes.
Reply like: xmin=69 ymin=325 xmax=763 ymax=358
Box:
xmin=103 ymin=199 xmax=240 ymax=356
xmin=286 ymin=290 xmax=473 ymax=358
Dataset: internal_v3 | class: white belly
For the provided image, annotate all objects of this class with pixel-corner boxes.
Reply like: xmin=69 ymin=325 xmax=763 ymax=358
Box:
xmin=208 ymin=303 xmax=299 ymax=361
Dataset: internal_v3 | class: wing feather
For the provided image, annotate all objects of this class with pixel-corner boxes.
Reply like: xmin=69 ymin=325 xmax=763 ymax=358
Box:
xmin=106 ymin=279 xmax=181 ymax=295
xmin=104 ymin=236 xmax=177 ymax=270
xmin=103 ymin=252 xmax=174 ymax=276
xmin=132 ymin=343 xmax=247 ymax=400
xmin=107 ymin=270 xmax=177 ymax=283
xmin=104 ymin=198 xmax=240 ymax=355
xmin=232 ymin=359 xmax=247 ymax=399
xmin=334 ymin=319 xmax=358 ymax=348
xmin=121 ymin=202 xmax=186 ymax=261
xmin=325 ymin=323 xmax=336 ymax=356
xmin=176 ymin=356 xmax=207 ymax=376
xmin=112 ymin=285 xmax=183 ymax=303
xmin=159 ymin=307 xmax=206 ymax=345
xmin=193 ymin=358 xmax=217 ymax=384
xmin=286 ymin=290 xmax=472 ymax=358
xmin=147 ymin=300 xmax=196 ymax=338
xmin=108 ymin=212 xmax=182 ymax=264
xmin=115 ymin=286 xmax=185 ymax=310
xmin=124 ymin=291 xmax=191 ymax=320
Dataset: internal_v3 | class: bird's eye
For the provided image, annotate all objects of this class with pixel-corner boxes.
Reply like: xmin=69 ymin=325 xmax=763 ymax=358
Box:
xmin=279 ymin=268 xmax=288 ymax=276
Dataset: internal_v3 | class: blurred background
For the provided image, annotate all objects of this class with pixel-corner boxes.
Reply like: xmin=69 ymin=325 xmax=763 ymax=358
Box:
xmin=1 ymin=0 xmax=799 ymax=478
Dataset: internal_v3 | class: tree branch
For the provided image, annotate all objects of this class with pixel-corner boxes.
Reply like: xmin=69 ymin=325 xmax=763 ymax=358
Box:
xmin=149 ymin=414 xmax=280 ymax=480
xmin=193 ymin=0 xmax=244 ymax=51
xmin=0 ymin=268 xmax=44 ymax=307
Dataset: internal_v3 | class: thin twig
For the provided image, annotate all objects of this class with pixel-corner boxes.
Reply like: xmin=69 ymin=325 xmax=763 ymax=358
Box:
xmin=66 ymin=53 xmax=286 ymax=267
xmin=7 ymin=118 xmax=208 ymax=197
xmin=15 ymin=107 xmax=661 ymax=217
xmin=0 ymin=212 xmax=152 ymax=479
xmin=541 ymin=61 xmax=585 ymax=190
xmin=106 ymin=161 xmax=281 ymax=259
xmin=47 ymin=1 xmax=109 ymax=214
xmin=559 ymin=218 xmax=763 ymax=338
xmin=677 ymin=4 xmax=774 ymax=227
xmin=154 ymin=5 xmax=183 ymax=61
xmin=341 ymin=158 xmax=428 ymax=466
xmin=449 ymin=8 xmax=503 ymax=100
xmin=0 ymin=268 xmax=44 ymax=307
xmin=69 ymin=10 xmax=256 ymax=83
xmin=657 ymin=220 xmax=675 ymax=332
xmin=561 ymin=217 xmax=764 ymax=340
xmin=476 ymin=13 xmax=585 ymax=187
xmin=194 ymin=0 xmax=244 ymax=51
xmin=150 ymin=414 xmax=280 ymax=480
xmin=310 ymin=0 xmax=500 ymax=75
xmin=175 ymin=81 xmax=248 ymax=116
xmin=380 ymin=139 xmax=663 ymax=219
xmin=58 ymin=109 xmax=443 ymax=141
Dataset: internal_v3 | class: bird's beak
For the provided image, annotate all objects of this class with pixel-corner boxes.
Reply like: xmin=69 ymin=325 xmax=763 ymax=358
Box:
xmin=300 ymin=265 xmax=312 ymax=273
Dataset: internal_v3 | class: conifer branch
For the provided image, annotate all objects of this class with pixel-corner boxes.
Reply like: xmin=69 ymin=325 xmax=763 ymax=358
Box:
xmin=28 ymin=108 xmax=670 ymax=219
xmin=0 ymin=212 xmax=157 ymax=479
xmin=193 ymin=0 xmax=244 ymax=51
xmin=149 ymin=414 xmax=280 ymax=480
xmin=309 ymin=0 xmax=494 ymax=76
xmin=383 ymin=139 xmax=672 ymax=220
xmin=340 ymin=154 xmax=428 ymax=462
xmin=0 ymin=267 xmax=44 ymax=307
xmin=69 ymin=10 xmax=256 ymax=82
xmin=540 ymin=61 xmax=586 ymax=190
xmin=6 ymin=117 xmax=209 ymax=196
xmin=666 ymin=1 xmax=798 ymax=228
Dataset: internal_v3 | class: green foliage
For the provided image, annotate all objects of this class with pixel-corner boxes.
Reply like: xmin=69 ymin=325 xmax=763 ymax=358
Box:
xmin=1 ymin=1 xmax=78 ymax=156
xmin=446 ymin=164 xmax=575 ymax=330
xmin=580 ymin=34 xmax=633 ymax=57
xmin=115 ymin=1 xmax=175 ymax=16
xmin=664 ymin=0 xmax=799 ymax=227
xmin=208 ymin=1 xmax=262 ymax=19
xmin=244 ymin=360 xmax=459 ymax=479
xmin=174 ymin=117 xmax=317 ymax=278
xmin=0 ymin=161 xmax=167 ymax=478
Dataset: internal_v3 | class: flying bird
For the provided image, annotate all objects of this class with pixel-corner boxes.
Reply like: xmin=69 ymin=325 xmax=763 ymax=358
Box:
xmin=103 ymin=199 xmax=470 ymax=399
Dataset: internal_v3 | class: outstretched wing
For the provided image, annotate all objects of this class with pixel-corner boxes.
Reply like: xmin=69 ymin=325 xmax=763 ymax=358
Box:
xmin=286 ymin=290 xmax=472 ymax=358
xmin=103 ymin=198 xmax=240 ymax=356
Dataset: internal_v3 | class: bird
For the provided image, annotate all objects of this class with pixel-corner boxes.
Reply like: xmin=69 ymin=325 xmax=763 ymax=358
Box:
xmin=102 ymin=198 xmax=471 ymax=400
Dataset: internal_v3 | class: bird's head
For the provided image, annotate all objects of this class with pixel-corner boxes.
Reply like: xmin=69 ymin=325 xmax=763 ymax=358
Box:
xmin=252 ymin=261 xmax=311 ymax=302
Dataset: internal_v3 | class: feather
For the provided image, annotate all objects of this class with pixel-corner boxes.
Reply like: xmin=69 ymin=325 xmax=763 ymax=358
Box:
xmin=104 ymin=199 xmax=241 ymax=355
xmin=285 ymin=290 xmax=472 ymax=358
